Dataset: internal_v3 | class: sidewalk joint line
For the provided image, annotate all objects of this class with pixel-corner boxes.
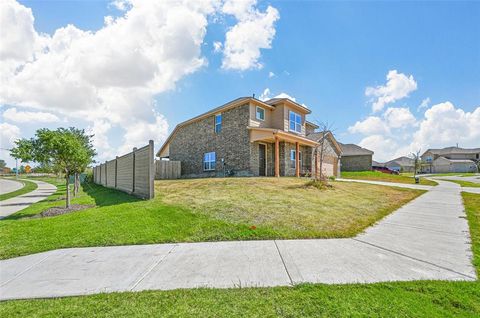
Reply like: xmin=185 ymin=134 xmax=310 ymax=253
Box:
xmin=129 ymin=244 xmax=177 ymax=291
xmin=0 ymin=250 xmax=61 ymax=288
xmin=352 ymin=238 xmax=476 ymax=280
xmin=274 ymin=240 xmax=294 ymax=286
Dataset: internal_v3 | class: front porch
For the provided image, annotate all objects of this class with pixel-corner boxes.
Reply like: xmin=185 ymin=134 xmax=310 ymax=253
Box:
xmin=248 ymin=127 xmax=318 ymax=177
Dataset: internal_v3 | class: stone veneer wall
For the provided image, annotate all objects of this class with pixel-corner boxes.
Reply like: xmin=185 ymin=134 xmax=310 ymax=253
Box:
xmin=169 ymin=103 xmax=253 ymax=178
xmin=340 ymin=155 xmax=372 ymax=171
xmin=280 ymin=142 xmax=312 ymax=176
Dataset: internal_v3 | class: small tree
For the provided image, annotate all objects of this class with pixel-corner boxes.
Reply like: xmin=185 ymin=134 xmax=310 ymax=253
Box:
xmin=11 ymin=128 xmax=96 ymax=208
xmin=311 ymin=122 xmax=335 ymax=183
xmin=0 ymin=159 xmax=6 ymax=169
xmin=411 ymin=149 xmax=421 ymax=178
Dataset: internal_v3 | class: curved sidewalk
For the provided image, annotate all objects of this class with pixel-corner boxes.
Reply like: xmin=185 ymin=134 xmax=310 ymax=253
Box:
xmin=0 ymin=180 xmax=476 ymax=300
xmin=0 ymin=180 xmax=57 ymax=219
xmin=0 ymin=179 xmax=24 ymax=195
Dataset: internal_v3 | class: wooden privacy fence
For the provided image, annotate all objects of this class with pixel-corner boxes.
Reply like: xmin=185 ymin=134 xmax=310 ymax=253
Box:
xmin=93 ymin=140 xmax=155 ymax=199
xmin=155 ymin=160 xmax=181 ymax=179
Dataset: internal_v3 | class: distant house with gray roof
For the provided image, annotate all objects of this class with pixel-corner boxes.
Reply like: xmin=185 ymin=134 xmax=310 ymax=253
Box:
xmin=338 ymin=143 xmax=374 ymax=171
xmin=421 ymin=146 xmax=479 ymax=173
xmin=384 ymin=156 xmax=415 ymax=172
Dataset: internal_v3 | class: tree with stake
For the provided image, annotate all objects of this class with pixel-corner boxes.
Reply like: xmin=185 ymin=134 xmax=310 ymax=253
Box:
xmin=11 ymin=128 xmax=96 ymax=208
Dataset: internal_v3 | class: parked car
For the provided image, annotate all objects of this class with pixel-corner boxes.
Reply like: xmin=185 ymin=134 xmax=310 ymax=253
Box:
xmin=372 ymin=166 xmax=399 ymax=175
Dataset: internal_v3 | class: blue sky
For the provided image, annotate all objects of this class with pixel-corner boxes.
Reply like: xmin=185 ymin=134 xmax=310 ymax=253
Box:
xmin=1 ymin=0 xmax=479 ymax=167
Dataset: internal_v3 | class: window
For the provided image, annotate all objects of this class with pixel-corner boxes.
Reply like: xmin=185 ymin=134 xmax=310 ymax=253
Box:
xmin=215 ymin=114 xmax=222 ymax=134
xmin=290 ymin=150 xmax=302 ymax=168
xmin=203 ymin=152 xmax=216 ymax=171
xmin=289 ymin=111 xmax=302 ymax=133
xmin=256 ymin=106 xmax=265 ymax=121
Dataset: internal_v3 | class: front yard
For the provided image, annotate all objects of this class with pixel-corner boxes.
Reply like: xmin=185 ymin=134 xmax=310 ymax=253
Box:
xmin=0 ymin=177 xmax=423 ymax=259
xmin=341 ymin=171 xmax=438 ymax=186
xmin=2 ymin=191 xmax=479 ymax=317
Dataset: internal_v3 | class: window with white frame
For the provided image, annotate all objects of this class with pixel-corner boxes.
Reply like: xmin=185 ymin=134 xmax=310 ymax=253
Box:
xmin=203 ymin=152 xmax=216 ymax=171
xmin=290 ymin=150 xmax=302 ymax=168
xmin=214 ymin=114 xmax=222 ymax=134
xmin=256 ymin=106 xmax=265 ymax=121
xmin=289 ymin=111 xmax=302 ymax=133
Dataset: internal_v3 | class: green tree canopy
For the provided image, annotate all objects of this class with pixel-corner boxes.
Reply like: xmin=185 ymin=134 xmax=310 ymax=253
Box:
xmin=11 ymin=127 xmax=96 ymax=208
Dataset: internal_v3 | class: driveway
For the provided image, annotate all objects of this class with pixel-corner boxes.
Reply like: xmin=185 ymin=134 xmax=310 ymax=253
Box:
xmin=0 ymin=179 xmax=24 ymax=195
xmin=0 ymin=179 xmax=476 ymax=300
xmin=0 ymin=180 xmax=57 ymax=219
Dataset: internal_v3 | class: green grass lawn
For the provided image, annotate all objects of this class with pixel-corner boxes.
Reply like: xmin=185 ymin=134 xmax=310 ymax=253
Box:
xmin=0 ymin=186 xmax=479 ymax=317
xmin=0 ymin=178 xmax=38 ymax=201
xmin=341 ymin=171 xmax=438 ymax=186
xmin=431 ymin=172 xmax=480 ymax=177
xmin=0 ymin=177 xmax=423 ymax=259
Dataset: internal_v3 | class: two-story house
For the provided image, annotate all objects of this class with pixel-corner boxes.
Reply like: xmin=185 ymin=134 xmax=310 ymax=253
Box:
xmin=421 ymin=146 xmax=479 ymax=173
xmin=157 ymin=97 xmax=342 ymax=178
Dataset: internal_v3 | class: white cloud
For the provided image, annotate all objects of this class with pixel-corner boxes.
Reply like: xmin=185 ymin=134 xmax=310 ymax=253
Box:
xmin=0 ymin=122 xmax=21 ymax=167
xmin=274 ymin=92 xmax=297 ymax=102
xmin=268 ymin=71 xmax=275 ymax=78
xmin=359 ymin=135 xmax=398 ymax=162
xmin=119 ymin=114 xmax=169 ymax=155
xmin=259 ymin=88 xmax=271 ymax=101
xmin=366 ymin=70 xmax=417 ymax=112
xmin=417 ymin=97 xmax=430 ymax=110
xmin=2 ymin=107 xmax=60 ymax=123
xmin=383 ymin=107 xmax=416 ymax=129
xmin=348 ymin=101 xmax=480 ymax=161
xmin=412 ymin=102 xmax=480 ymax=149
xmin=213 ymin=41 xmax=222 ymax=53
xmin=348 ymin=116 xmax=389 ymax=135
xmin=221 ymin=0 xmax=279 ymax=70
xmin=0 ymin=0 xmax=279 ymax=163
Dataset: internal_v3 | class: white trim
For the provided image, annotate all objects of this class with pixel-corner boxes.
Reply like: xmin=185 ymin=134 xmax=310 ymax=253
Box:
xmin=256 ymin=106 xmax=265 ymax=121
xmin=288 ymin=110 xmax=302 ymax=133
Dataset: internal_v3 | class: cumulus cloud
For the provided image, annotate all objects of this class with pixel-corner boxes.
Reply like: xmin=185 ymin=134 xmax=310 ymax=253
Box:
xmin=3 ymin=107 xmax=60 ymax=123
xmin=348 ymin=100 xmax=480 ymax=161
xmin=221 ymin=0 xmax=279 ymax=70
xmin=348 ymin=116 xmax=389 ymax=135
xmin=0 ymin=122 xmax=21 ymax=166
xmin=366 ymin=70 xmax=417 ymax=112
xmin=0 ymin=0 xmax=280 ymax=161
xmin=259 ymin=88 xmax=271 ymax=101
xmin=383 ymin=107 xmax=416 ymax=128
xmin=268 ymin=71 xmax=275 ymax=78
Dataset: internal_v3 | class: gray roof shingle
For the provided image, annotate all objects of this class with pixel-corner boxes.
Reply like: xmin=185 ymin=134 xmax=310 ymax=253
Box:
xmin=338 ymin=143 xmax=374 ymax=156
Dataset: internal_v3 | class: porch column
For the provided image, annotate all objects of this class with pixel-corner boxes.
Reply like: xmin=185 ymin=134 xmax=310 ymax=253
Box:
xmin=275 ymin=136 xmax=280 ymax=177
xmin=295 ymin=142 xmax=300 ymax=177
xmin=315 ymin=149 xmax=319 ymax=179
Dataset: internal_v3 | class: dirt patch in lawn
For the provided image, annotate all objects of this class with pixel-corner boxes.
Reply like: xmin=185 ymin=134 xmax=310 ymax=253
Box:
xmin=31 ymin=204 xmax=95 ymax=218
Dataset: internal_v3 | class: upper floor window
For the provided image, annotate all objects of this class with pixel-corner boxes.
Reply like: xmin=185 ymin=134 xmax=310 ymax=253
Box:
xmin=256 ymin=106 xmax=265 ymax=121
xmin=289 ymin=111 xmax=302 ymax=133
xmin=215 ymin=114 xmax=222 ymax=134
xmin=203 ymin=152 xmax=216 ymax=171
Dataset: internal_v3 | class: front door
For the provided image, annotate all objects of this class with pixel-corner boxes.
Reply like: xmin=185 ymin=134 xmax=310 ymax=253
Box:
xmin=259 ymin=144 xmax=267 ymax=176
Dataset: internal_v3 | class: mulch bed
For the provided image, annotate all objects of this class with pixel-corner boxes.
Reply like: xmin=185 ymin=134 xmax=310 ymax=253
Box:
xmin=31 ymin=204 xmax=95 ymax=218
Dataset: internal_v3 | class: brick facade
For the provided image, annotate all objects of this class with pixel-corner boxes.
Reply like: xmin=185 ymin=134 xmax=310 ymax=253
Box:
xmin=340 ymin=155 xmax=372 ymax=171
xmin=169 ymin=103 xmax=253 ymax=178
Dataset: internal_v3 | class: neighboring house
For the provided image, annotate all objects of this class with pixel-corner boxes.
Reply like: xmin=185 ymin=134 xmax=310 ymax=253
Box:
xmin=157 ymin=96 xmax=341 ymax=178
xmin=421 ymin=146 xmax=480 ymax=173
xmin=384 ymin=156 xmax=415 ymax=172
xmin=306 ymin=131 xmax=342 ymax=177
xmin=429 ymin=157 xmax=478 ymax=173
xmin=338 ymin=143 xmax=374 ymax=171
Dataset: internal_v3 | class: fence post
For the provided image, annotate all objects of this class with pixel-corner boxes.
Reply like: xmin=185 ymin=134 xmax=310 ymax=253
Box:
xmin=148 ymin=140 xmax=154 ymax=199
xmin=132 ymin=147 xmax=137 ymax=194
xmin=115 ymin=156 xmax=118 ymax=189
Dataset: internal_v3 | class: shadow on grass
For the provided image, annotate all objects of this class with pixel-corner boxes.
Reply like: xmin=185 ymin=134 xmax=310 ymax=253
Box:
xmin=81 ymin=182 xmax=141 ymax=207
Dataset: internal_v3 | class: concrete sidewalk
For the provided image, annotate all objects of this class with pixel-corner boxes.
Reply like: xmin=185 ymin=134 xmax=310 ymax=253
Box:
xmin=0 ymin=180 xmax=57 ymax=219
xmin=0 ymin=179 xmax=24 ymax=195
xmin=0 ymin=180 xmax=476 ymax=300
xmin=336 ymin=178 xmax=434 ymax=190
